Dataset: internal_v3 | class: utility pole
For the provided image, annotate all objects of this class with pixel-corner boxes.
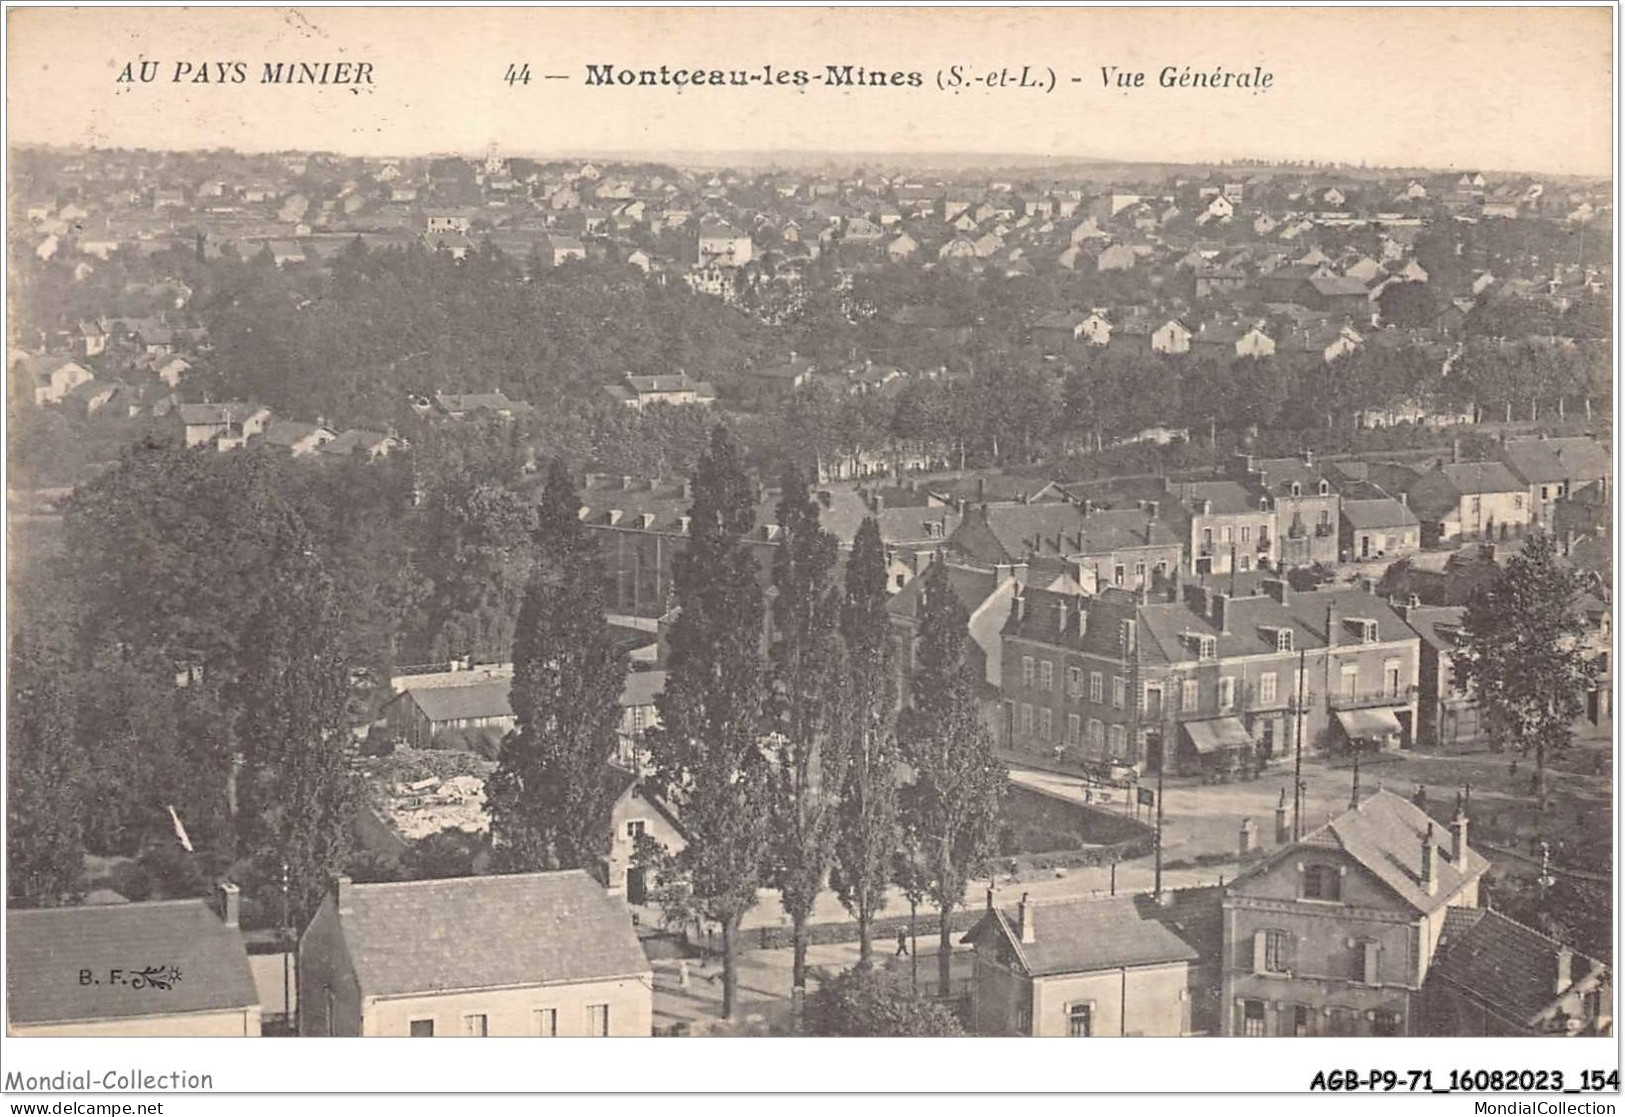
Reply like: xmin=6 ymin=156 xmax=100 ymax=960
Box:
xmin=1292 ymin=644 xmax=1307 ymax=840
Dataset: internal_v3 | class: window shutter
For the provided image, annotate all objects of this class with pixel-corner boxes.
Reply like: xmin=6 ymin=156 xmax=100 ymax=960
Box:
xmin=1252 ymin=929 xmax=1267 ymax=974
xmin=1284 ymin=933 xmax=1298 ymax=972
xmin=1363 ymin=941 xmax=1380 ymax=985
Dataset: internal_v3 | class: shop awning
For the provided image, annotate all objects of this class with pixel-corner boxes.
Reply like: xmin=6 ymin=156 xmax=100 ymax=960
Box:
xmin=1335 ymin=707 xmax=1403 ymax=741
xmin=1183 ymin=717 xmax=1253 ymax=754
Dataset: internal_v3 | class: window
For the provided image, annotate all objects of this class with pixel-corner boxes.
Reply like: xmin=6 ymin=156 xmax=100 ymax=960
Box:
xmin=1241 ymin=999 xmax=1268 ymax=1037
xmin=1019 ymin=704 xmax=1034 ymax=736
xmin=1383 ymin=658 xmax=1401 ymax=697
xmin=1356 ymin=940 xmax=1381 ymax=985
xmin=534 ymin=1008 xmax=558 ymax=1036
xmin=1108 ymin=724 xmax=1127 ymax=758
xmin=1112 ymin=676 xmax=1127 ymax=709
xmin=1066 ymin=713 xmax=1081 ymax=745
xmin=896 ymin=574 xmax=907 ymax=589
xmin=1472 ymin=495 xmax=1483 ymax=513
xmin=1259 ymin=673 xmax=1278 ymax=706
xmin=1340 ymin=664 xmax=1359 ymax=699
xmin=1289 ymin=483 xmax=1301 ymax=498
xmin=463 ymin=1014 xmax=488 ymax=1037
xmin=1088 ymin=719 xmax=1105 ymax=752
xmin=1241 ymin=525 xmax=1252 ymax=542
xmin=1263 ymin=929 xmax=1291 ymax=973
xmin=1371 ymin=1010 xmax=1401 ymax=1037
xmin=1022 ymin=656 xmax=1034 ymax=688
xmin=1089 ymin=671 xmax=1104 ymax=703
xmin=1067 ymin=1003 xmax=1093 ymax=1037
xmin=1144 ymin=685 xmax=1163 ymax=718
xmin=1135 ymin=562 xmax=1146 ymax=586
xmin=1302 ymin=864 xmax=1341 ymax=901
xmin=1290 ymin=1004 xmax=1315 ymax=1036
xmin=1223 ymin=526 xmax=1234 ymax=544
xmin=1327 ymin=1007 xmax=1362 ymax=1037
xmin=1318 ymin=480 xmax=1330 ymax=497
xmin=1039 ymin=708 xmax=1053 ymax=742
xmin=1114 ymin=564 xmax=1125 ymax=586
xmin=1239 ymin=554 xmax=1252 ymax=572
xmin=1515 ymin=494 xmax=1525 ymax=510
xmin=1219 ymin=676 xmax=1236 ymax=712
xmin=1067 ymin=666 xmax=1083 ymax=697
xmin=1039 ymin=661 xmax=1054 ymax=692
xmin=1277 ymin=629 xmax=1293 ymax=653
xmin=1181 ymin=679 xmax=1200 ymax=712
xmin=626 ymin=819 xmax=646 ymax=840
xmin=1197 ymin=635 xmax=1217 ymax=661
xmin=588 ymin=1004 xmax=610 ymax=1037
xmin=409 ymin=1018 xmax=434 ymax=1037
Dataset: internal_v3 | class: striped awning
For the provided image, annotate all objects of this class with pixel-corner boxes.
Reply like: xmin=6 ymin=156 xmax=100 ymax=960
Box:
xmin=1335 ymin=707 xmax=1403 ymax=741
xmin=1183 ymin=717 xmax=1253 ymax=754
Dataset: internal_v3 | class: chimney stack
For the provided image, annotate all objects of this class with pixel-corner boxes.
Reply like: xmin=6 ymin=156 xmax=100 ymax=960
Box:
xmin=1263 ymin=577 xmax=1288 ymax=605
xmin=1420 ymin=825 xmax=1438 ymax=895
xmin=336 ymin=875 xmax=354 ymax=915
xmin=1555 ymin=947 xmax=1574 ymax=995
xmin=218 ymin=881 xmax=241 ymax=928
xmin=1326 ymin=601 xmax=1339 ymax=648
xmin=1018 ymin=893 xmax=1036 ymax=944
xmin=1451 ymin=802 xmax=1469 ymax=864
xmin=1212 ymin=591 xmax=1230 ymax=633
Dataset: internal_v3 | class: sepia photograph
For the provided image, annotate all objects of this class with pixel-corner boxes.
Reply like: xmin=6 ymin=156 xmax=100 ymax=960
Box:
xmin=0 ymin=2 xmax=1617 ymax=1102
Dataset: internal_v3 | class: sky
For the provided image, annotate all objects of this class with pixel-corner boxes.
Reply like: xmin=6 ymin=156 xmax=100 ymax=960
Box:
xmin=5 ymin=6 xmax=1614 ymax=177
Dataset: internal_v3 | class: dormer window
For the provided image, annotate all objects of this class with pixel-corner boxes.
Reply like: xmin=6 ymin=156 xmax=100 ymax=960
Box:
xmin=1290 ymin=482 xmax=1302 ymax=497
xmin=1196 ymin=634 xmax=1217 ymax=661
xmin=1276 ymin=629 xmax=1294 ymax=653
xmin=1318 ymin=480 xmax=1330 ymax=496
xmin=1347 ymin=618 xmax=1379 ymax=644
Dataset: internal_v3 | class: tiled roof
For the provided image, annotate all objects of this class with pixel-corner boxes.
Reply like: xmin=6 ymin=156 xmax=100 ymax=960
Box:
xmin=1341 ymin=496 xmax=1420 ymax=530
xmin=1439 ymin=462 xmax=1523 ymax=495
xmin=888 ymin=563 xmax=999 ymax=623
xmin=8 ymin=900 xmax=257 ymax=1025
xmin=1428 ymin=907 xmax=1606 ymax=1028
xmin=335 ymin=871 xmax=650 ymax=997
xmin=1321 ymin=791 xmax=1487 ymax=914
xmin=1499 ymin=438 xmax=1611 ymax=485
xmin=962 ymin=895 xmax=1201 ymax=977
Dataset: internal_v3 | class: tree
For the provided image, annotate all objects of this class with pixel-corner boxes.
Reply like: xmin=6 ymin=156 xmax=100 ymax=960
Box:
xmin=234 ymin=510 xmax=360 ymax=927
xmin=765 ymin=463 xmax=846 ymax=997
xmin=647 ymin=426 xmax=773 ymax=1019
xmin=897 ymin=560 xmax=1006 ymax=995
xmin=1454 ymin=532 xmax=1599 ymax=805
xmin=804 ymin=963 xmax=964 ymax=1036
xmin=1377 ymin=280 xmax=1440 ymax=329
xmin=487 ymin=460 xmax=628 ymax=875
xmin=7 ymin=627 xmax=85 ymax=907
xmin=829 ymin=518 xmax=901 ymax=963
xmin=400 ymin=827 xmax=493 ymax=880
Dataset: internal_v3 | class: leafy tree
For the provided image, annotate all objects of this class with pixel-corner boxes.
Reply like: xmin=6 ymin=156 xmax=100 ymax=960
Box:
xmin=487 ymin=460 xmax=628 ymax=874
xmin=897 ymin=560 xmax=1006 ymax=995
xmin=1377 ymin=280 xmax=1440 ymax=328
xmin=829 ymin=518 xmax=901 ymax=962
xmin=400 ymin=827 xmax=493 ymax=880
xmin=804 ymin=963 xmax=964 ymax=1036
xmin=234 ymin=510 xmax=360 ymax=927
xmin=765 ymin=463 xmax=846 ymax=995
xmin=1454 ymin=533 xmax=1599 ymax=805
xmin=7 ymin=627 xmax=86 ymax=907
xmin=647 ymin=426 xmax=773 ymax=1019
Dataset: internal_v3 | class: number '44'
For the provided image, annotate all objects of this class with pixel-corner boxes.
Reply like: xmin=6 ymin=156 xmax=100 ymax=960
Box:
xmin=505 ymin=64 xmax=530 ymax=86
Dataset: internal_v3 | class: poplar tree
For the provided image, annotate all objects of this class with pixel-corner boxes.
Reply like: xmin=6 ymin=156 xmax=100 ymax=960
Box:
xmin=766 ymin=464 xmax=845 ymax=997
xmin=648 ymin=426 xmax=773 ymax=1020
xmin=1455 ymin=531 xmax=1600 ymax=807
xmin=898 ymin=559 xmax=1005 ymax=995
xmin=235 ymin=510 xmax=359 ymax=927
xmin=488 ymin=459 xmax=627 ymax=874
xmin=7 ymin=626 xmax=86 ymax=907
xmin=829 ymin=517 xmax=901 ymax=963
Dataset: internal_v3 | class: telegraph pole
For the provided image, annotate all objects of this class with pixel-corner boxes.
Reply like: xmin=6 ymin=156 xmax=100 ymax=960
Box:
xmin=1292 ymin=645 xmax=1307 ymax=840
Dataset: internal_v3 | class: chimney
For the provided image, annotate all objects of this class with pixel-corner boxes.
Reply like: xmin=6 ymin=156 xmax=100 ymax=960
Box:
xmin=873 ymin=492 xmax=885 ymax=514
xmin=977 ymin=477 xmax=986 ymax=502
xmin=1420 ymin=825 xmax=1438 ymax=895
xmin=1144 ymin=500 xmax=1159 ymax=521
xmin=1056 ymin=598 xmax=1069 ymax=633
xmin=1326 ymin=601 xmax=1339 ymax=648
xmin=336 ymin=875 xmax=354 ymax=915
xmin=1238 ymin=817 xmax=1256 ymax=856
xmin=1011 ymin=589 xmax=1026 ymax=624
xmin=677 ymin=515 xmax=692 ymax=535
xmin=1451 ymin=804 xmax=1469 ymax=863
xmin=1398 ymin=491 xmax=1408 ymax=507
xmin=986 ymin=886 xmax=996 ymax=912
xmin=1275 ymin=789 xmax=1290 ymax=844
xmin=1017 ymin=893 xmax=1036 ymax=944
xmin=218 ymin=881 xmax=241 ymax=928
xmin=1555 ymin=947 xmax=1574 ymax=995
xmin=1263 ymin=577 xmax=1288 ymax=605
xmin=1213 ymin=591 xmax=1230 ymax=634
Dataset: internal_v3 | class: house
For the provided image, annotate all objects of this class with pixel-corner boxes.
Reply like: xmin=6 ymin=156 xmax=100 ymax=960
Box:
xmin=1403 ymin=462 xmax=1529 ymax=545
xmin=433 ymin=391 xmax=535 ymax=421
xmin=1002 ymin=580 xmax=1422 ymax=775
xmin=886 ymin=232 xmax=919 ymax=261
xmin=8 ymin=884 xmax=261 ymax=1036
xmin=1340 ymin=493 xmax=1422 ymax=562
xmin=1222 ymin=790 xmax=1488 ymax=1036
xmin=1230 ymin=454 xmax=1340 ymax=568
xmin=16 ymin=354 xmax=95 ymax=406
xmin=961 ymin=889 xmax=1216 ymax=1036
xmin=889 ymin=561 xmax=1024 ymax=739
xmin=1421 ymin=908 xmax=1610 ymax=1036
xmin=615 ymin=667 xmax=665 ymax=768
xmin=1498 ymin=437 xmax=1612 ymax=531
xmin=318 ymin=429 xmax=401 ymax=462
xmin=948 ymin=501 xmax=1183 ymax=592
xmin=382 ymin=668 xmax=516 ymax=750
xmin=1193 ymin=323 xmax=1275 ymax=360
xmin=1173 ymin=479 xmax=1276 ymax=576
xmin=177 ymin=402 xmax=273 ymax=450
xmin=1095 ymin=244 xmax=1138 ymax=271
xmin=1405 ymin=604 xmax=1480 ymax=751
xmin=608 ymin=373 xmax=716 ymax=413
xmin=538 ymin=235 xmax=587 ymax=268
xmin=697 ymin=217 xmax=752 ymax=267
xmin=606 ymin=766 xmax=686 ymax=904
xmin=297 ymin=871 xmax=652 ymax=1036
xmin=424 ymin=208 xmax=474 ymax=236
xmin=260 ymin=420 xmax=338 ymax=457
xmin=743 ymin=354 xmax=816 ymax=397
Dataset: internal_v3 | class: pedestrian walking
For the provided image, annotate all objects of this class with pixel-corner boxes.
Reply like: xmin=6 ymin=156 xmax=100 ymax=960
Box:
xmin=896 ymin=928 xmax=909 ymax=957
